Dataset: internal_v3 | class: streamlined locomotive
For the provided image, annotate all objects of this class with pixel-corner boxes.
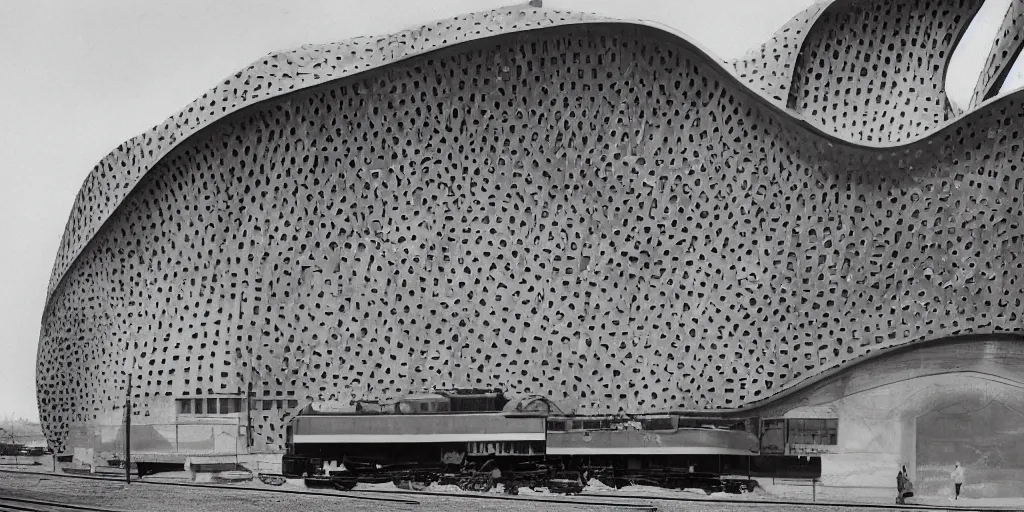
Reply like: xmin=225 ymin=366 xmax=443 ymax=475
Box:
xmin=282 ymin=389 xmax=761 ymax=494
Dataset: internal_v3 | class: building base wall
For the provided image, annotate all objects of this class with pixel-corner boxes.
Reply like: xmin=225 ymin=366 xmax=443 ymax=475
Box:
xmin=794 ymin=371 xmax=1024 ymax=498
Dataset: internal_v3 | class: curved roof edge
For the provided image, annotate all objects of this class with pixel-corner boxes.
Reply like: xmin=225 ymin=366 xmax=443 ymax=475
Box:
xmin=969 ymin=0 xmax=1024 ymax=109
xmin=669 ymin=332 xmax=1024 ymax=418
xmin=788 ymin=0 xmax=984 ymax=128
xmin=726 ymin=0 xmax=833 ymax=107
xmin=42 ymin=5 xmax=1024 ymax=318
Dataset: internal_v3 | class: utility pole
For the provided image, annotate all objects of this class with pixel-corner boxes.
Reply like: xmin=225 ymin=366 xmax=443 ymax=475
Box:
xmin=241 ymin=290 xmax=253 ymax=451
xmin=125 ymin=372 xmax=132 ymax=484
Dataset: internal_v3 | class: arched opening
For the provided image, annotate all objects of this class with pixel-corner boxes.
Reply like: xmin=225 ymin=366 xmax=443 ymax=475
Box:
xmin=910 ymin=377 xmax=1024 ymax=499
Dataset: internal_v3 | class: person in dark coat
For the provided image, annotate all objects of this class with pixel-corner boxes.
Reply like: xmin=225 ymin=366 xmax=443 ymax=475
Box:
xmin=896 ymin=467 xmax=906 ymax=504
xmin=896 ymin=465 xmax=913 ymax=504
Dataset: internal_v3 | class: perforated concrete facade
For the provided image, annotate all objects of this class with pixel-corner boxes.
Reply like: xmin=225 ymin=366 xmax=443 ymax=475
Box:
xmin=37 ymin=3 xmax=1024 ymax=456
xmin=787 ymin=0 xmax=983 ymax=142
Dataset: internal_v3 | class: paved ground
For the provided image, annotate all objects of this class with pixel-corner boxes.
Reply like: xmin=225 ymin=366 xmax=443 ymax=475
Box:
xmin=0 ymin=470 xmax=991 ymax=512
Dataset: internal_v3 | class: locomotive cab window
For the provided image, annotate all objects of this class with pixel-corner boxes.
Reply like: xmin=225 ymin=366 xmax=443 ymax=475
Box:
xmin=640 ymin=417 xmax=676 ymax=431
xmin=546 ymin=419 xmax=567 ymax=431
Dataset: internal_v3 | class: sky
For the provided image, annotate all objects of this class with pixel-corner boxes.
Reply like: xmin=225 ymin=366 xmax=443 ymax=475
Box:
xmin=0 ymin=0 xmax=1016 ymax=423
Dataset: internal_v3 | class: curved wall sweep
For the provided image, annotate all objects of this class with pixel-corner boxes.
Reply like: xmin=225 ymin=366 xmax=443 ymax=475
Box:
xmin=787 ymin=0 xmax=984 ymax=143
xmin=39 ymin=8 xmax=621 ymax=309
xmin=968 ymin=0 xmax=1024 ymax=108
xmin=37 ymin=7 xmax=1024 ymax=458
xmin=727 ymin=0 xmax=833 ymax=107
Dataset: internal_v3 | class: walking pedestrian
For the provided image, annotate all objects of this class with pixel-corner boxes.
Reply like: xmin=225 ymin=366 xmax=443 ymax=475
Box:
xmin=950 ymin=462 xmax=964 ymax=500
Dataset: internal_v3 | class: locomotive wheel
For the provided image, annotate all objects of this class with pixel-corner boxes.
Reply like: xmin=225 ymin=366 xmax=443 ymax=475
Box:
xmin=457 ymin=474 xmax=494 ymax=492
xmin=393 ymin=478 xmax=430 ymax=491
xmin=333 ymin=480 xmax=358 ymax=491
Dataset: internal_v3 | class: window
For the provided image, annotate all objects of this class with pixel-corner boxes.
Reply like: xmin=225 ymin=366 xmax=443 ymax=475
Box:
xmin=177 ymin=399 xmax=192 ymax=414
xmin=760 ymin=419 xmax=786 ymax=454
xmin=220 ymin=398 xmax=240 ymax=414
xmin=641 ymin=417 xmax=676 ymax=431
xmin=207 ymin=398 xmax=218 ymax=414
xmin=786 ymin=418 xmax=838 ymax=445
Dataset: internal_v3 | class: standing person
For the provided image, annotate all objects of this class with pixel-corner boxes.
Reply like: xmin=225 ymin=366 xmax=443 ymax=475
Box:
xmin=896 ymin=466 xmax=906 ymax=505
xmin=902 ymin=465 xmax=914 ymax=501
xmin=950 ymin=462 xmax=964 ymax=500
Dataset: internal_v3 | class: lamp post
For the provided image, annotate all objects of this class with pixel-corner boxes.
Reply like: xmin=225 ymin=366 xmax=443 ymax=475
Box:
xmin=125 ymin=372 xmax=132 ymax=484
xmin=241 ymin=290 xmax=259 ymax=451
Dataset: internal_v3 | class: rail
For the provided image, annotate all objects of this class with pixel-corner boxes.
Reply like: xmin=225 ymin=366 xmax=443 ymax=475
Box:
xmin=0 ymin=469 xmax=659 ymax=510
xmin=0 ymin=495 xmax=128 ymax=512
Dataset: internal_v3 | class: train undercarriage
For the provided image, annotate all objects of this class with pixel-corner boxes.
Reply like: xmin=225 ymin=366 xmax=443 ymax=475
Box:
xmin=285 ymin=445 xmax=759 ymax=495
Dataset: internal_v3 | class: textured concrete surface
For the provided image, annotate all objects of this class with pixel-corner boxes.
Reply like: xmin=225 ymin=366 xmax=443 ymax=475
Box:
xmin=786 ymin=0 xmax=983 ymax=142
xmin=728 ymin=0 xmax=831 ymax=107
xmin=36 ymin=3 xmax=1024 ymax=462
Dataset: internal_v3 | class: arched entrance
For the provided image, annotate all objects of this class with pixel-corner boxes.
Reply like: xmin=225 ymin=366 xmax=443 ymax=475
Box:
xmin=915 ymin=387 xmax=1024 ymax=499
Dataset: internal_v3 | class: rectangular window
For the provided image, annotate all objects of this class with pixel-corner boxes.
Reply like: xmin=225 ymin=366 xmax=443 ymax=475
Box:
xmin=786 ymin=418 xmax=838 ymax=445
xmin=546 ymin=420 xmax=566 ymax=432
xmin=262 ymin=400 xmax=272 ymax=411
xmin=194 ymin=398 xmax=204 ymax=414
xmin=287 ymin=400 xmax=299 ymax=409
xmin=641 ymin=417 xmax=676 ymax=431
xmin=220 ymin=398 xmax=240 ymax=414
xmin=207 ymin=398 xmax=219 ymax=415
xmin=760 ymin=419 xmax=786 ymax=454
xmin=176 ymin=399 xmax=192 ymax=414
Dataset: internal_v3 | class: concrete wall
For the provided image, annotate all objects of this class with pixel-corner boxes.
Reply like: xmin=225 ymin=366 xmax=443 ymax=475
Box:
xmin=66 ymin=394 xmax=248 ymax=465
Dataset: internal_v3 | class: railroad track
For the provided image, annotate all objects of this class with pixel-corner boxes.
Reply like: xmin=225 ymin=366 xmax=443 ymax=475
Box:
xmin=0 ymin=469 xmax=656 ymax=511
xmin=0 ymin=469 xmax=418 ymax=506
xmin=7 ymin=468 xmax=1017 ymax=511
xmin=0 ymin=495 xmax=125 ymax=512
xmin=346 ymin=487 xmax=658 ymax=510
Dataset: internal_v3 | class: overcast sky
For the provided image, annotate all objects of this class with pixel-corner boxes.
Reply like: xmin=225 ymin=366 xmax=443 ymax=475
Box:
xmin=0 ymin=0 xmax=1017 ymax=422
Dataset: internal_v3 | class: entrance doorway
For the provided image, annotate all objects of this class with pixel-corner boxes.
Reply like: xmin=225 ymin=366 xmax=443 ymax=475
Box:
xmin=916 ymin=399 xmax=1024 ymax=499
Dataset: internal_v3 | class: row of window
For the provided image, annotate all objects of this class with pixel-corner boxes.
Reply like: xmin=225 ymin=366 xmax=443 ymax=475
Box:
xmin=176 ymin=398 xmax=241 ymax=415
xmin=787 ymin=418 xmax=839 ymax=445
xmin=175 ymin=397 xmax=300 ymax=415
xmin=760 ymin=418 xmax=839 ymax=453
xmin=545 ymin=417 xmax=748 ymax=432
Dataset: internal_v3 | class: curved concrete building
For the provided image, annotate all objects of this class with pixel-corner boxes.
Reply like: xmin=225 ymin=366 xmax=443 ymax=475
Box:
xmin=37 ymin=2 xmax=1024 ymax=497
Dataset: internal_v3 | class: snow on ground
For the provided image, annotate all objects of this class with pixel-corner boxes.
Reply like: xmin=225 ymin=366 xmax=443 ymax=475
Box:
xmin=911 ymin=496 xmax=1024 ymax=508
